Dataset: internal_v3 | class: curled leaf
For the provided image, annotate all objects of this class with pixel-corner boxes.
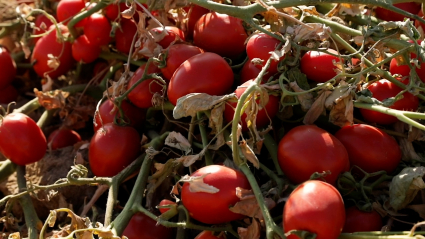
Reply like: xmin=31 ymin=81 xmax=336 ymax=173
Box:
xmin=289 ymin=81 xmax=313 ymax=111
xmin=239 ymin=140 xmax=259 ymax=168
xmin=303 ymin=90 xmax=332 ymax=125
xmin=34 ymin=88 xmax=70 ymax=110
xmin=179 ymin=173 xmax=220 ymax=193
xmin=173 ymin=93 xmax=236 ymax=119
xmin=238 ymin=218 xmax=261 ymax=239
xmin=164 ymin=131 xmax=192 ymax=154
xmin=389 ymin=167 xmax=425 ymax=210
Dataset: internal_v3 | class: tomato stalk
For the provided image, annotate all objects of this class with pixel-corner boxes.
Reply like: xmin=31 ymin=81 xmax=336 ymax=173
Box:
xmin=263 ymin=132 xmax=284 ymax=176
xmin=67 ymin=0 xmax=108 ymax=40
xmin=197 ymin=112 xmax=213 ymax=166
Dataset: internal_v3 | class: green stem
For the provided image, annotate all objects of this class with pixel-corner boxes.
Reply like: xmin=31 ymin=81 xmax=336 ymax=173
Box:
xmin=263 ymin=132 xmax=284 ymax=176
xmin=13 ymin=98 xmax=41 ymax=115
xmin=98 ymin=62 xmax=124 ymax=92
xmin=197 ymin=112 xmax=213 ymax=165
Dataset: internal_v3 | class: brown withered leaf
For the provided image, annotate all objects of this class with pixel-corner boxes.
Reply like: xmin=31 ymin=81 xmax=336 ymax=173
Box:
xmin=287 ymin=23 xmax=331 ymax=42
xmin=175 ymin=151 xmax=203 ymax=167
xmin=179 ymin=173 xmax=220 ymax=193
xmin=238 ymin=218 xmax=261 ymax=239
xmin=327 ymin=4 xmax=364 ymax=17
xmin=289 ymin=81 xmax=313 ymax=111
xmin=239 ymin=140 xmax=259 ymax=168
xmin=165 ymin=131 xmax=192 ymax=154
xmin=303 ymin=90 xmax=332 ymax=125
xmin=394 ymin=121 xmax=422 ymax=162
xmin=34 ymin=89 xmax=70 ymax=110
xmin=208 ymin=103 xmax=226 ymax=150
xmin=47 ymin=54 xmax=60 ymax=71
xmin=173 ymin=93 xmax=236 ymax=119
xmin=297 ymin=6 xmax=321 ymax=16
xmin=230 ymin=188 xmax=276 ymax=220
xmin=328 ymin=95 xmax=353 ymax=127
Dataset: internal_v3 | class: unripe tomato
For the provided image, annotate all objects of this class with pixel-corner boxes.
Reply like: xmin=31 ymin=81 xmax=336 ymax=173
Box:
xmin=300 ymin=50 xmax=341 ymax=83
xmin=122 ymin=212 xmax=174 ymax=239
xmin=0 ymin=46 xmax=16 ymax=90
xmin=47 ymin=128 xmax=82 ymax=150
xmin=343 ymin=207 xmax=382 ymax=233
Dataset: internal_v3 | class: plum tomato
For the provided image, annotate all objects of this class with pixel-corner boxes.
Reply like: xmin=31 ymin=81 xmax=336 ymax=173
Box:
xmin=32 ymin=14 xmax=55 ymax=44
xmin=193 ymin=12 xmax=248 ymax=59
xmin=181 ymin=165 xmax=251 ymax=224
xmin=0 ymin=84 xmax=18 ymax=104
xmin=167 ymin=52 xmax=234 ymax=106
xmin=194 ymin=231 xmax=225 ymax=239
xmin=84 ymin=13 xmax=112 ymax=47
xmin=127 ymin=63 xmax=163 ymax=109
xmin=0 ymin=46 xmax=16 ymax=90
xmin=246 ymin=33 xmax=284 ymax=75
xmin=158 ymin=199 xmax=177 ymax=214
xmin=88 ymin=123 xmax=140 ymax=177
xmin=185 ymin=4 xmax=210 ymax=39
xmin=0 ymin=113 xmax=47 ymax=165
xmin=122 ymin=212 xmax=174 ymax=239
xmin=150 ymin=26 xmax=185 ymax=49
xmin=56 ymin=0 xmax=87 ymax=27
xmin=47 ymin=128 xmax=82 ymax=150
xmin=359 ymin=79 xmax=419 ymax=125
xmin=375 ymin=2 xmax=421 ymax=22
xmin=283 ymin=180 xmax=345 ymax=239
xmin=115 ymin=18 xmax=137 ymax=54
xmin=224 ymin=80 xmax=279 ymax=131
xmin=342 ymin=207 xmax=382 ymax=233
xmin=239 ymin=60 xmax=274 ymax=84
xmin=277 ymin=125 xmax=349 ymax=185
xmin=72 ymin=34 xmax=101 ymax=63
xmin=389 ymin=49 xmax=425 ymax=83
xmin=334 ymin=124 xmax=402 ymax=174
xmin=300 ymin=49 xmax=341 ymax=83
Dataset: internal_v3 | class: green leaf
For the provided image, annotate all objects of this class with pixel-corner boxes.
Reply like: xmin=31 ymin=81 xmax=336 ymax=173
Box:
xmin=389 ymin=167 xmax=425 ymax=210
xmin=287 ymin=67 xmax=310 ymax=90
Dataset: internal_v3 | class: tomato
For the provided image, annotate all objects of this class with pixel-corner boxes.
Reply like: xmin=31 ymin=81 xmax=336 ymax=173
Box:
xmin=158 ymin=199 xmax=177 ymax=214
xmin=84 ymin=13 xmax=112 ymax=47
xmin=195 ymin=231 xmax=225 ymax=239
xmin=89 ymin=123 xmax=140 ymax=177
xmin=277 ymin=125 xmax=349 ymax=185
xmin=186 ymin=4 xmax=210 ymax=39
xmin=167 ymin=52 xmax=234 ymax=106
xmin=0 ymin=84 xmax=18 ymax=104
xmin=181 ymin=165 xmax=251 ymax=224
xmin=0 ymin=113 xmax=47 ymax=165
xmin=122 ymin=212 xmax=174 ymax=239
xmin=342 ymin=207 xmax=382 ymax=233
xmin=72 ymin=34 xmax=101 ymax=63
xmin=32 ymin=14 xmax=55 ymax=44
xmin=283 ymin=180 xmax=345 ymax=239
xmin=31 ymin=25 xmax=74 ymax=79
xmin=375 ymin=2 xmax=421 ymax=22
xmin=150 ymin=26 xmax=185 ymax=49
xmin=389 ymin=48 xmax=425 ymax=83
xmin=159 ymin=44 xmax=204 ymax=81
xmin=415 ymin=9 xmax=425 ymax=30
xmin=239 ymin=60 xmax=273 ymax=84
xmin=47 ymin=128 xmax=82 ymax=150
xmin=127 ymin=63 xmax=163 ymax=109
xmin=56 ymin=0 xmax=87 ymax=27
xmin=300 ymin=49 xmax=341 ymax=83
xmin=246 ymin=33 xmax=284 ymax=75
xmin=224 ymin=80 xmax=279 ymax=131
xmin=115 ymin=18 xmax=137 ymax=54
xmin=359 ymin=79 xmax=419 ymax=125
xmin=193 ymin=12 xmax=248 ymax=59
xmin=334 ymin=124 xmax=401 ymax=174
xmin=0 ymin=46 xmax=16 ymax=90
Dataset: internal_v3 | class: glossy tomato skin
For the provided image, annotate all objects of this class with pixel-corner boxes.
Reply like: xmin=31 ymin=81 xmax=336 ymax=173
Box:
xmin=284 ymin=180 xmax=345 ymax=239
xmin=84 ymin=13 xmax=112 ymax=47
xmin=47 ymin=128 xmax=82 ymax=150
xmin=240 ymin=60 xmax=274 ymax=84
xmin=335 ymin=124 xmax=401 ymax=174
xmin=0 ymin=46 xmax=16 ymax=90
xmin=195 ymin=231 xmax=225 ymax=239
xmin=115 ymin=19 xmax=137 ymax=54
xmin=56 ymin=0 xmax=87 ymax=27
xmin=89 ymin=123 xmax=140 ymax=177
xmin=300 ymin=50 xmax=341 ymax=83
xmin=277 ymin=125 xmax=349 ymax=185
xmin=246 ymin=33 xmax=284 ymax=75
xmin=0 ymin=113 xmax=47 ymax=165
xmin=72 ymin=34 xmax=101 ymax=63
xmin=150 ymin=26 xmax=185 ymax=49
xmin=168 ymin=52 xmax=234 ymax=106
xmin=33 ymin=14 xmax=55 ymax=44
xmin=0 ymin=84 xmax=18 ymax=104
xmin=193 ymin=12 xmax=248 ymax=59
xmin=181 ymin=165 xmax=251 ymax=224
xmin=186 ymin=4 xmax=210 ymax=39
xmin=122 ymin=212 xmax=174 ymax=239
xmin=375 ymin=2 xmax=421 ymax=22
xmin=359 ymin=79 xmax=419 ymax=125
xmin=160 ymin=44 xmax=204 ymax=81
xmin=127 ymin=63 xmax=163 ymax=109
xmin=158 ymin=199 xmax=177 ymax=214
xmin=342 ymin=207 xmax=382 ymax=233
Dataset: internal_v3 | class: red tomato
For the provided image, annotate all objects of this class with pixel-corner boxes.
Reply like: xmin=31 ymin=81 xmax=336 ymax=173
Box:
xmin=0 ymin=46 xmax=16 ymax=90
xmin=224 ymin=80 xmax=279 ymax=131
xmin=32 ymin=14 xmax=55 ymax=44
xmin=375 ymin=2 xmax=421 ymax=22
xmin=89 ymin=123 xmax=140 ymax=177
xmin=239 ymin=60 xmax=273 ymax=84
xmin=84 ymin=13 xmax=112 ymax=47
xmin=277 ymin=125 xmax=349 ymax=185
xmin=283 ymin=180 xmax=345 ymax=239
xmin=359 ymin=79 xmax=419 ymax=125
xmin=56 ymin=0 xmax=87 ymax=27
xmin=342 ymin=207 xmax=382 ymax=233
xmin=158 ymin=199 xmax=177 ymax=214
xmin=181 ymin=165 xmax=251 ymax=224
xmin=160 ymin=44 xmax=204 ymax=80
xmin=335 ymin=124 xmax=402 ymax=174
xmin=300 ymin=49 xmax=341 ymax=83
xmin=415 ymin=9 xmax=425 ymax=30
xmin=115 ymin=18 xmax=137 ymax=54
xmin=150 ymin=26 xmax=185 ymax=49
xmin=246 ymin=33 xmax=284 ymax=75
xmin=167 ymin=52 xmax=234 ymax=106
xmin=389 ymin=50 xmax=425 ymax=83
xmin=195 ymin=231 xmax=225 ymax=239
xmin=47 ymin=128 xmax=82 ymax=150
xmin=127 ymin=63 xmax=163 ymax=109
xmin=186 ymin=4 xmax=210 ymax=39
xmin=72 ymin=34 xmax=101 ymax=63
xmin=0 ymin=113 xmax=47 ymax=165
xmin=0 ymin=84 xmax=18 ymax=104
xmin=193 ymin=12 xmax=248 ymax=59
xmin=122 ymin=212 xmax=174 ymax=239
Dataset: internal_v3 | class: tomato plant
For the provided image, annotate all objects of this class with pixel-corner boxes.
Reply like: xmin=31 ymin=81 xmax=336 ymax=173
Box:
xmin=239 ymin=60 xmax=273 ymax=84
xmin=342 ymin=207 xmax=382 ymax=233
xmin=246 ymin=32 xmax=284 ymax=75
xmin=114 ymin=18 xmax=137 ymax=54
xmin=0 ymin=46 xmax=16 ymax=90
xmin=127 ymin=63 xmax=163 ymax=109
xmin=194 ymin=230 xmax=225 ymax=239
xmin=0 ymin=113 xmax=47 ymax=165
xmin=56 ymin=0 xmax=87 ymax=27
xmin=283 ymin=180 xmax=345 ymax=239
xmin=84 ymin=13 xmax=112 ymax=47
xmin=181 ymin=165 xmax=251 ymax=224
xmin=122 ymin=212 xmax=174 ymax=239
xmin=32 ymin=14 xmax=55 ymax=44
xmin=47 ymin=128 xmax=82 ymax=150
xmin=157 ymin=199 xmax=177 ymax=214
xmin=150 ymin=26 xmax=185 ymax=49
xmin=375 ymin=2 xmax=421 ymax=22
xmin=72 ymin=34 xmax=101 ymax=63
xmin=277 ymin=125 xmax=350 ymax=185
xmin=300 ymin=49 xmax=341 ymax=83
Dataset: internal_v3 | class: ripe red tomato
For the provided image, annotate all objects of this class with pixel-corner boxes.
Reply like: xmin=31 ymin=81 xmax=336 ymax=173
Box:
xmin=389 ymin=49 xmax=425 ymax=83
xmin=56 ymin=0 xmax=87 ymax=27
xmin=342 ymin=207 xmax=382 ymax=233
xmin=283 ymin=180 xmax=345 ymax=239
xmin=32 ymin=14 xmax=55 ymax=44
xmin=334 ymin=124 xmax=402 ymax=174
xmin=239 ymin=60 xmax=273 ymax=84
xmin=160 ymin=44 xmax=204 ymax=80
xmin=300 ymin=49 xmax=341 ymax=83
xmin=181 ymin=165 xmax=251 ymax=224
xmin=0 ymin=84 xmax=18 ymax=104
xmin=89 ymin=123 xmax=140 ymax=177
xmin=84 ymin=13 xmax=112 ymax=47
xmin=277 ymin=125 xmax=349 ymax=185
xmin=359 ymin=79 xmax=419 ymax=125
xmin=127 ymin=63 xmax=163 ymax=109
xmin=150 ymin=26 xmax=185 ymax=49
xmin=185 ymin=4 xmax=210 ymax=39
xmin=47 ymin=128 xmax=82 ymax=150
xmin=167 ymin=52 xmax=234 ymax=106
xmin=72 ymin=34 xmax=101 ymax=63
xmin=375 ymin=2 xmax=421 ymax=22
xmin=0 ymin=113 xmax=47 ymax=165
xmin=246 ymin=33 xmax=284 ymax=75
xmin=122 ymin=212 xmax=174 ymax=239
xmin=0 ymin=46 xmax=16 ymax=90
xmin=158 ymin=199 xmax=177 ymax=214
xmin=114 ymin=18 xmax=137 ymax=54
xmin=193 ymin=12 xmax=248 ymax=59
xmin=195 ymin=231 xmax=225 ymax=239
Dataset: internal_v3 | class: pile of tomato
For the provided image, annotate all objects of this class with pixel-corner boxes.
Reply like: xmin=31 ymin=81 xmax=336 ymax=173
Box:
xmin=1 ymin=0 xmax=425 ymax=238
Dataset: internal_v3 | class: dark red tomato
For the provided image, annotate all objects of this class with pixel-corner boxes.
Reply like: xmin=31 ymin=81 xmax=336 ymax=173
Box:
xmin=390 ymin=52 xmax=425 ymax=83
xmin=47 ymin=128 xmax=82 ymax=150
xmin=32 ymin=14 xmax=55 ymax=43
xmin=194 ymin=231 xmax=225 ymax=239
xmin=375 ymin=2 xmax=421 ymax=22
xmin=167 ymin=52 xmax=234 ymax=106
xmin=127 ymin=63 xmax=163 ymax=109
xmin=160 ymin=44 xmax=204 ymax=80
xmin=193 ymin=12 xmax=248 ymax=59
xmin=89 ymin=123 xmax=140 ymax=177
xmin=359 ymin=79 xmax=419 ymax=125
xmin=246 ymin=33 xmax=284 ymax=75
xmin=277 ymin=125 xmax=349 ymax=185
xmin=56 ymin=0 xmax=87 ymax=27
xmin=93 ymin=98 xmax=146 ymax=132
xmin=284 ymin=180 xmax=345 ymax=239
xmin=115 ymin=18 xmax=137 ymax=54
xmin=158 ymin=199 xmax=177 ymax=214
xmin=0 ymin=46 xmax=16 ymax=90
xmin=240 ymin=60 xmax=274 ymax=84
xmin=122 ymin=212 xmax=174 ymax=239
xmin=104 ymin=2 xmax=126 ymax=20
xmin=342 ymin=207 xmax=382 ymax=233
xmin=84 ymin=13 xmax=112 ymax=47
xmin=186 ymin=4 xmax=210 ymax=39
xmin=31 ymin=25 xmax=74 ymax=79
xmin=0 ymin=84 xmax=18 ymax=104
xmin=72 ymin=34 xmax=101 ymax=63
xmin=300 ymin=49 xmax=341 ymax=83
xmin=0 ymin=113 xmax=47 ymax=165
xmin=181 ymin=165 xmax=251 ymax=224
xmin=224 ymin=80 xmax=279 ymax=131
xmin=150 ymin=26 xmax=185 ymax=49
xmin=335 ymin=124 xmax=402 ymax=174
xmin=92 ymin=61 xmax=109 ymax=82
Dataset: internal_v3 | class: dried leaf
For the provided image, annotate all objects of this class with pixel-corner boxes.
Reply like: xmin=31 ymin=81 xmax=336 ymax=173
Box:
xmin=287 ymin=23 xmax=331 ymax=42
xmin=8 ymin=232 xmax=20 ymax=239
xmin=173 ymin=93 xmax=236 ymax=119
xmin=47 ymin=54 xmax=60 ymax=71
xmin=303 ymin=90 xmax=332 ymax=125
xmin=164 ymin=131 xmax=192 ymax=154
xmin=175 ymin=153 xmax=201 ymax=167
xmin=179 ymin=173 xmax=220 ymax=193
xmin=208 ymin=103 xmax=226 ymax=150
xmin=34 ymin=89 xmax=69 ymax=110
xmin=389 ymin=167 xmax=425 ymax=210
xmin=239 ymin=140 xmax=259 ymax=168
xmin=231 ymin=188 xmax=276 ymax=220
xmin=328 ymin=94 xmax=354 ymax=127
xmin=238 ymin=218 xmax=261 ymax=239
xmin=289 ymin=81 xmax=313 ymax=111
